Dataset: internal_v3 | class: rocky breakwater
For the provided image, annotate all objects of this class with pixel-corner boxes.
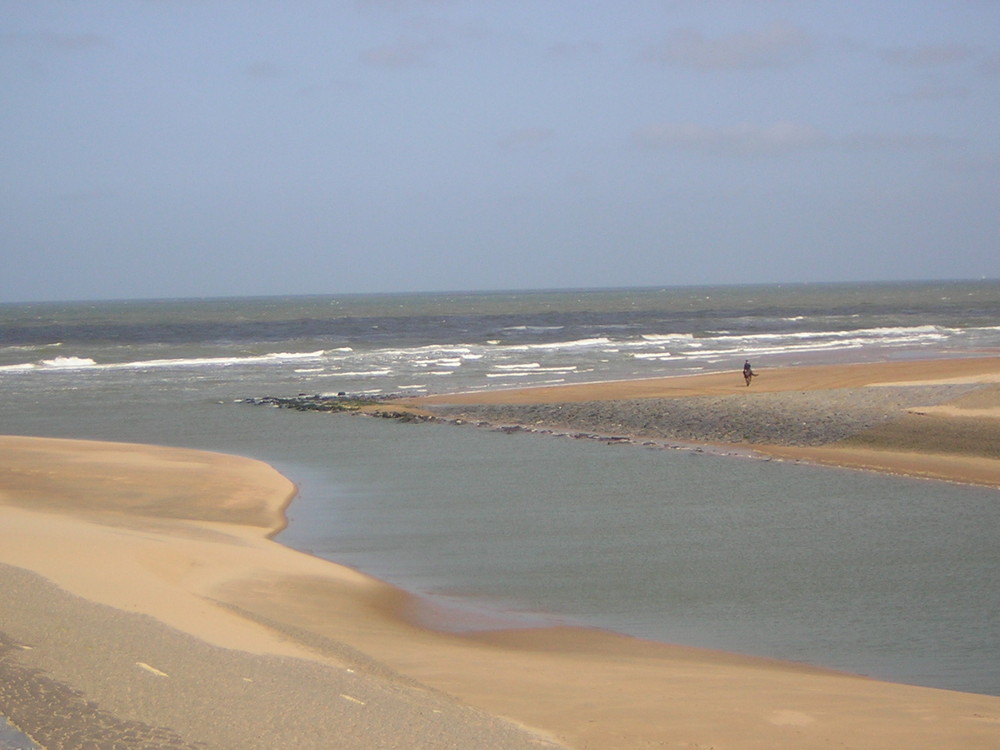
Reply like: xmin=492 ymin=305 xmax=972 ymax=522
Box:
xmin=240 ymin=393 xmax=432 ymax=422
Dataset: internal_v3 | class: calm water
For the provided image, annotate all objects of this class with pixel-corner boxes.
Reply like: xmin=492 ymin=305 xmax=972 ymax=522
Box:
xmin=1 ymin=281 xmax=999 ymax=695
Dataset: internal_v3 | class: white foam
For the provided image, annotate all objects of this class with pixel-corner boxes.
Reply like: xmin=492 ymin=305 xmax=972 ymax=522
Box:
xmin=494 ymin=362 xmax=541 ymax=370
xmin=633 ymin=352 xmax=674 ymax=360
xmin=319 ymin=369 xmax=393 ymax=378
xmin=412 ymin=358 xmax=462 ymax=368
xmin=41 ymin=356 xmax=97 ymax=369
xmin=490 ymin=365 xmax=577 ymax=374
xmin=0 ymin=363 xmax=37 ymax=372
xmin=641 ymin=333 xmax=695 ymax=342
xmin=659 ymin=326 xmax=952 ymax=358
xmin=691 ymin=339 xmax=868 ymax=357
xmin=2 ymin=342 xmax=63 ymax=352
xmin=527 ymin=337 xmax=611 ymax=350
xmin=374 ymin=345 xmax=474 ymax=363
xmin=16 ymin=349 xmax=337 ymax=374
xmin=271 ymin=350 xmax=327 ymax=359
xmin=502 ymin=325 xmax=565 ymax=332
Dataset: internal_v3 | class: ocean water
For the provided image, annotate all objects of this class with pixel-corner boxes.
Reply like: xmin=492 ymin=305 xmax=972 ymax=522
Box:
xmin=1 ymin=280 xmax=999 ymax=695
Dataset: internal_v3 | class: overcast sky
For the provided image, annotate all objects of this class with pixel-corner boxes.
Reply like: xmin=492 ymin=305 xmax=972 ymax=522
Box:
xmin=2 ymin=1 xmax=998 ymax=302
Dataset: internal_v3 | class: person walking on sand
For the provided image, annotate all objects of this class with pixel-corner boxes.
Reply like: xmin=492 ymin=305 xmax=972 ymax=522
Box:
xmin=743 ymin=359 xmax=756 ymax=386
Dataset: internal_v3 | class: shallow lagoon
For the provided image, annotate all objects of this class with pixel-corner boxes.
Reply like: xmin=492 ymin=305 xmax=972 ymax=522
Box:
xmin=274 ymin=414 xmax=1000 ymax=696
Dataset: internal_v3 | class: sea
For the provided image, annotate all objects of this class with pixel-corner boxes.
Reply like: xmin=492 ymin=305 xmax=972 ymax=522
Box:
xmin=1 ymin=280 xmax=999 ymax=699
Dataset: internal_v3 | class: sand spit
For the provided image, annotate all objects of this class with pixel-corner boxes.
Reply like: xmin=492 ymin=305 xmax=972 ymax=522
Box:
xmin=424 ymin=384 xmax=978 ymax=447
xmin=406 ymin=357 xmax=1000 ymax=489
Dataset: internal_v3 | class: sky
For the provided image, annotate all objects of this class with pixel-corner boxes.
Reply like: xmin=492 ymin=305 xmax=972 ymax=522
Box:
xmin=2 ymin=1 xmax=998 ymax=303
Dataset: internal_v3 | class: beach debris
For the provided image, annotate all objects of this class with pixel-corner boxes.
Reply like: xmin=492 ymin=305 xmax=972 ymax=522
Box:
xmin=135 ymin=661 xmax=169 ymax=678
xmin=339 ymin=693 xmax=366 ymax=706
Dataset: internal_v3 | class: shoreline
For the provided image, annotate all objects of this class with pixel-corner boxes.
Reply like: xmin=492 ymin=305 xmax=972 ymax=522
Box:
xmin=0 ymin=437 xmax=563 ymax=749
xmin=1 ymin=356 xmax=1000 ymax=747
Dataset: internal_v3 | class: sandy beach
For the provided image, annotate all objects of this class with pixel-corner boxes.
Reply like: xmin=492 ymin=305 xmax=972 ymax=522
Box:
xmin=2 ymin=356 xmax=1000 ymax=748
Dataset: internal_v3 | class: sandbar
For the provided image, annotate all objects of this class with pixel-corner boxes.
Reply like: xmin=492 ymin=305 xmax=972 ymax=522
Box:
xmin=2 ymin=356 xmax=1000 ymax=748
xmin=406 ymin=356 xmax=1000 ymax=489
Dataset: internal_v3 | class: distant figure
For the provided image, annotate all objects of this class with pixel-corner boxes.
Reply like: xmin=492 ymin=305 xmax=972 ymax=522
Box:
xmin=743 ymin=359 xmax=756 ymax=386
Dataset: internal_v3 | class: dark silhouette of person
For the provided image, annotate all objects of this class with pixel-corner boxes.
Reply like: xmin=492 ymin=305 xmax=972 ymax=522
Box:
xmin=743 ymin=359 xmax=755 ymax=386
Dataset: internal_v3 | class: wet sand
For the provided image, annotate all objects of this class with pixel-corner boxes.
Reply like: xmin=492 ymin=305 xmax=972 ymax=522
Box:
xmin=2 ymin=356 xmax=1000 ymax=748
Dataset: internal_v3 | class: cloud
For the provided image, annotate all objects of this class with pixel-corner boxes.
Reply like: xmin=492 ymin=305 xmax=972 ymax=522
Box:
xmin=633 ymin=121 xmax=826 ymax=154
xmin=879 ymin=43 xmax=973 ymax=67
xmin=979 ymin=50 xmax=1000 ymax=76
xmin=644 ymin=23 xmax=812 ymax=70
xmin=632 ymin=121 xmax=948 ymax=155
xmin=55 ymin=187 xmax=113 ymax=204
xmin=354 ymin=0 xmax=457 ymax=10
xmin=548 ymin=40 xmax=602 ymax=59
xmin=360 ymin=38 xmax=439 ymax=67
xmin=0 ymin=31 xmax=112 ymax=52
xmin=839 ymin=132 xmax=952 ymax=150
xmin=498 ymin=128 xmax=555 ymax=150
xmin=243 ymin=61 xmax=289 ymax=79
xmin=897 ymin=84 xmax=970 ymax=102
